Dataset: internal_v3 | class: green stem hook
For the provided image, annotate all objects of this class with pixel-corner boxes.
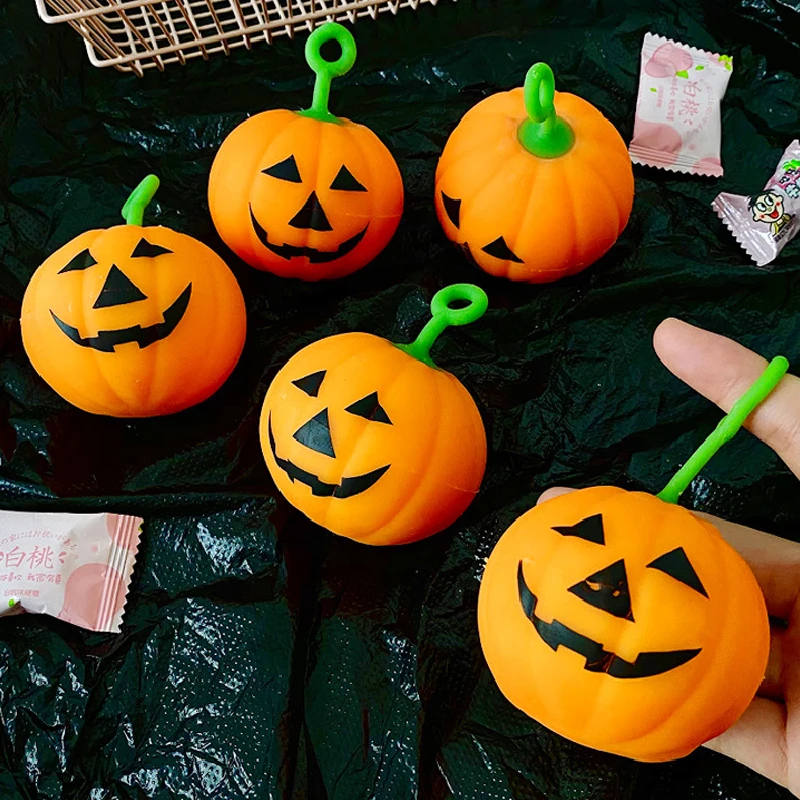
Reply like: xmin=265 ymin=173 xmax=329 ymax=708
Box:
xmin=657 ymin=356 xmax=790 ymax=504
xmin=298 ymin=22 xmax=357 ymax=124
xmin=517 ymin=63 xmax=575 ymax=159
xmin=396 ymin=284 xmax=489 ymax=369
xmin=121 ymin=174 xmax=160 ymax=226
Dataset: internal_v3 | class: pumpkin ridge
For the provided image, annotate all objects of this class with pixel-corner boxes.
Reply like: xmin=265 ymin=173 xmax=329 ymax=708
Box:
xmin=312 ymin=338 xmax=399 ymax=532
xmin=363 ymin=353 xmax=444 ymax=543
xmin=157 ymin=232 xmax=225 ymax=411
xmin=563 ymin=165 xmax=584 ymax=277
xmin=343 ymin=123 xmax=380 ymax=229
xmin=459 ymin=157 xmax=531 ymax=250
xmin=504 ymin=156 xmax=547 ymax=279
xmin=435 ymin=120 xmax=519 ymax=192
xmin=85 ymin=230 xmax=135 ymax=413
xmin=245 ymin=113 xmax=311 ymax=251
xmin=573 ymin=154 xmax=626 ymax=234
xmin=139 ymin=228 xmax=165 ymax=409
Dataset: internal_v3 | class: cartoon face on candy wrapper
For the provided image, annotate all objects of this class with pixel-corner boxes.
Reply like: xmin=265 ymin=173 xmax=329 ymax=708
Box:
xmin=750 ymin=191 xmax=786 ymax=223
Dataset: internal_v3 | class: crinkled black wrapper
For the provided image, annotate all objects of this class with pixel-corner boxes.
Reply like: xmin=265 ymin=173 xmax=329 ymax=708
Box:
xmin=0 ymin=0 xmax=798 ymax=797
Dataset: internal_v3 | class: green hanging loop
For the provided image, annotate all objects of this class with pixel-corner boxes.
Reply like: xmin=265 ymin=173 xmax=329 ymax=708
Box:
xmin=517 ymin=63 xmax=575 ymax=159
xmin=121 ymin=174 xmax=160 ymax=226
xmin=297 ymin=22 xmax=357 ymax=124
xmin=657 ymin=356 xmax=790 ymax=505
xmin=396 ymin=284 xmax=489 ymax=369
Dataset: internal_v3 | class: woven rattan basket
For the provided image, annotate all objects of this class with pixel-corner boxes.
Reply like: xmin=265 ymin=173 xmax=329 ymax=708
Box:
xmin=35 ymin=0 xmax=442 ymax=76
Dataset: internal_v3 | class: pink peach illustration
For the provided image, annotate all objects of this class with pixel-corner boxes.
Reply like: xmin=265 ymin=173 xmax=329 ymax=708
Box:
xmin=645 ymin=43 xmax=693 ymax=78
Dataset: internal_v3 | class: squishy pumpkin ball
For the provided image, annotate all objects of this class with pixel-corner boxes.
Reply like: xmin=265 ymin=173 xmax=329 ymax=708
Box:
xmin=260 ymin=285 xmax=488 ymax=545
xmin=478 ymin=486 xmax=769 ymax=761
xmin=435 ymin=63 xmax=634 ymax=282
xmin=209 ymin=23 xmax=403 ymax=281
xmin=21 ymin=175 xmax=246 ymax=417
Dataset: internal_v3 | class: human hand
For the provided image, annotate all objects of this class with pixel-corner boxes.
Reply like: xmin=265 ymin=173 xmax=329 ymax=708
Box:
xmin=539 ymin=318 xmax=800 ymax=795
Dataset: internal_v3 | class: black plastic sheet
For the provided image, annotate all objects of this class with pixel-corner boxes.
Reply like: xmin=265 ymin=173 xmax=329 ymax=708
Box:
xmin=1 ymin=0 xmax=799 ymax=797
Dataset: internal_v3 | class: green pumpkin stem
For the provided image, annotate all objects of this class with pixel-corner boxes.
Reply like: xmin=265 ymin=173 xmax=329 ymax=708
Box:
xmin=396 ymin=284 xmax=488 ymax=369
xmin=657 ymin=356 xmax=789 ymax=504
xmin=517 ymin=63 xmax=575 ymax=159
xmin=298 ymin=23 xmax=357 ymax=124
xmin=121 ymin=175 xmax=161 ymax=226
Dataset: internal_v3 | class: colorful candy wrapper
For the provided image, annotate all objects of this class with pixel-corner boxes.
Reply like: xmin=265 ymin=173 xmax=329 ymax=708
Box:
xmin=0 ymin=511 xmax=142 ymax=633
xmin=629 ymin=33 xmax=733 ymax=177
xmin=712 ymin=141 xmax=800 ymax=267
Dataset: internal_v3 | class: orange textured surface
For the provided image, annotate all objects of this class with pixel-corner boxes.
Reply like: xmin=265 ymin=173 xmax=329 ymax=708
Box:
xmin=260 ymin=332 xmax=486 ymax=544
xmin=435 ymin=88 xmax=634 ymax=282
xmin=478 ymin=486 xmax=769 ymax=761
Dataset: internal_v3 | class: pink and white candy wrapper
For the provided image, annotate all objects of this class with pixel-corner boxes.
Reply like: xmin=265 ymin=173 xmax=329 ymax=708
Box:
xmin=712 ymin=141 xmax=800 ymax=267
xmin=629 ymin=33 xmax=733 ymax=177
xmin=0 ymin=511 xmax=142 ymax=632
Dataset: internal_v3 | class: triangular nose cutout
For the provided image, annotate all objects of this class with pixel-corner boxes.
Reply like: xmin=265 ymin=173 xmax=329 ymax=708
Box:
xmin=293 ymin=409 xmax=336 ymax=458
xmin=93 ymin=264 xmax=148 ymax=309
xmin=568 ymin=559 xmax=634 ymax=621
xmin=289 ymin=191 xmax=333 ymax=232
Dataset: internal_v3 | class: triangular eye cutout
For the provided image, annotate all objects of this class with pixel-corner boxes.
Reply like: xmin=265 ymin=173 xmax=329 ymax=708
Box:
xmin=132 ymin=239 xmax=173 ymax=258
xmin=345 ymin=392 xmax=392 ymax=424
xmin=647 ymin=548 xmax=709 ymax=598
xmin=569 ymin=559 xmax=634 ymax=621
xmin=58 ymin=248 xmax=97 ymax=273
xmin=482 ymin=236 xmax=524 ymax=263
xmin=292 ymin=370 xmax=326 ymax=398
xmin=263 ymin=155 xmax=302 ymax=182
xmin=330 ymin=165 xmax=367 ymax=192
xmin=441 ymin=192 xmax=461 ymax=228
xmin=553 ymin=514 xmax=605 ymax=545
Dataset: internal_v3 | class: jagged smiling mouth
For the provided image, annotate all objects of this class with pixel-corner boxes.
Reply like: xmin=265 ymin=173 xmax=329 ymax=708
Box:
xmin=249 ymin=206 xmax=367 ymax=263
xmin=517 ymin=562 xmax=700 ymax=679
xmin=50 ymin=284 xmax=192 ymax=353
xmin=268 ymin=414 xmax=389 ymax=499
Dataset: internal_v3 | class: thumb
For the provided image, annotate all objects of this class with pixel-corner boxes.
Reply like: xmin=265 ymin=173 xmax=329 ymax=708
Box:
xmin=538 ymin=487 xmax=577 ymax=505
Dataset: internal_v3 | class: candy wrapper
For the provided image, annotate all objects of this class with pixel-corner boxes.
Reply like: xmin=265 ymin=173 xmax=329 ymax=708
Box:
xmin=629 ymin=33 xmax=733 ymax=177
xmin=712 ymin=141 xmax=800 ymax=267
xmin=0 ymin=511 xmax=142 ymax=633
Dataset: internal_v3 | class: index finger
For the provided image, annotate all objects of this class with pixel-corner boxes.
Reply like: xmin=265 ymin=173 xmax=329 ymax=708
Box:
xmin=653 ymin=318 xmax=800 ymax=478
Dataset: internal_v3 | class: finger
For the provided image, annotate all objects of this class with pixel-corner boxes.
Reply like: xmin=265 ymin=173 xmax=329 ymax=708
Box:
xmin=696 ymin=512 xmax=800 ymax=621
xmin=537 ymin=487 xmax=575 ymax=505
xmin=704 ymin=697 xmax=789 ymax=791
xmin=653 ymin=318 xmax=800 ymax=477
xmin=760 ymin=626 xmax=786 ymax=700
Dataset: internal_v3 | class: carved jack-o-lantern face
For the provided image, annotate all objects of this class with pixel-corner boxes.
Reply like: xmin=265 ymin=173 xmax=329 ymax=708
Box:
xmin=21 ymin=178 xmax=246 ymax=417
xmin=260 ymin=328 xmax=486 ymax=546
xmin=209 ymin=24 xmax=404 ymax=281
xmin=478 ymin=486 xmax=769 ymax=762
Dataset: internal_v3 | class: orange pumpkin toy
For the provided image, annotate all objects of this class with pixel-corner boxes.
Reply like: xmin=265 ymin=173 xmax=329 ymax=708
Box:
xmin=21 ymin=175 xmax=246 ymax=417
xmin=479 ymin=356 xmax=790 ymax=761
xmin=260 ymin=285 xmax=488 ymax=545
xmin=435 ymin=63 xmax=634 ymax=282
xmin=209 ymin=23 xmax=404 ymax=281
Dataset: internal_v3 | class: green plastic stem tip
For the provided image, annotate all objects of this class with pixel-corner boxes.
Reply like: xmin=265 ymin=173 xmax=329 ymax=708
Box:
xmin=397 ymin=284 xmax=489 ymax=368
xmin=121 ymin=174 xmax=160 ymax=226
xmin=517 ymin=63 xmax=575 ymax=159
xmin=657 ymin=355 xmax=790 ymax=505
xmin=298 ymin=22 xmax=357 ymax=124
